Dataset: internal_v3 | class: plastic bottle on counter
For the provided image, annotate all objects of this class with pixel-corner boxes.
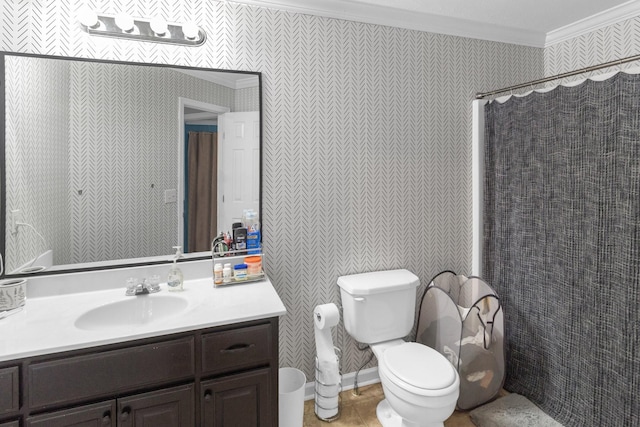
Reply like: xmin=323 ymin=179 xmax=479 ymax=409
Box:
xmin=214 ymin=263 xmax=223 ymax=285
xmin=223 ymin=263 xmax=232 ymax=283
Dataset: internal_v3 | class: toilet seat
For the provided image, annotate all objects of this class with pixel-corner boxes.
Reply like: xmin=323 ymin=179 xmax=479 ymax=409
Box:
xmin=379 ymin=342 xmax=457 ymax=396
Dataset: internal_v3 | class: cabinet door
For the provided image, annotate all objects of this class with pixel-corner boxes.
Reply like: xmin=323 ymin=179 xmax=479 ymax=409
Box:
xmin=201 ymin=368 xmax=271 ymax=427
xmin=118 ymin=384 xmax=193 ymax=427
xmin=0 ymin=420 xmax=20 ymax=427
xmin=26 ymin=400 xmax=116 ymax=427
xmin=0 ymin=366 xmax=20 ymax=415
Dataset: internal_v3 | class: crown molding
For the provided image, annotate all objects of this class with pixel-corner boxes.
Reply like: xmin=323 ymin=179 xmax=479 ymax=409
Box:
xmin=226 ymin=0 xmax=546 ymax=47
xmin=545 ymin=0 xmax=640 ymax=47
xmin=226 ymin=0 xmax=639 ymax=49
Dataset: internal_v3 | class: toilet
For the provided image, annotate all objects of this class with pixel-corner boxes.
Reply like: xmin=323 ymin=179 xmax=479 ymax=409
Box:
xmin=338 ymin=269 xmax=460 ymax=427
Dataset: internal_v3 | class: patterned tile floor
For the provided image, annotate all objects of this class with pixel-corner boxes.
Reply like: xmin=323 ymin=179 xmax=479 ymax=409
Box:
xmin=303 ymin=383 xmax=477 ymax=427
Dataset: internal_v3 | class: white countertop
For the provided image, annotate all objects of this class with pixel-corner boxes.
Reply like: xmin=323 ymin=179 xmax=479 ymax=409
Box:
xmin=0 ymin=275 xmax=286 ymax=362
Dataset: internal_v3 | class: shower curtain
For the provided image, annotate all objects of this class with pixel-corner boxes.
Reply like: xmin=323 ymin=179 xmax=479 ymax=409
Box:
xmin=482 ymin=72 xmax=639 ymax=427
xmin=187 ymin=131 xmax=218 ymax=253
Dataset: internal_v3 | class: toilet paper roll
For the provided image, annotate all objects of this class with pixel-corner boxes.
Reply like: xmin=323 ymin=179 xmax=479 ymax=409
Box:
xmin=314 ymin=303 xmax=340 ymax=385
xmin=314 ymin=303 xmax=340 ymax=419
xmin=313 ymin=303 xmax=340 ymax=330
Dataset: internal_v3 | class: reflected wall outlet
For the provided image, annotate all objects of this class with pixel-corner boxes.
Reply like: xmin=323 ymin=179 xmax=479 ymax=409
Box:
xmin=164 ymin=189 xmax=177 ymax=204
xmin=10 ymin=209 xmax=22 ymax=233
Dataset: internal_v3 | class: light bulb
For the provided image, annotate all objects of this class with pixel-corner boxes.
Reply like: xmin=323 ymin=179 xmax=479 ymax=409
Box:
xmin=78 ymin=8 xmax=99 ymax=28
xmin=182 ymin=21 xmax=199 ymax=40
xmin=150 ymin=17 xmax=168 ymax=36
xmin=115 ymin=12 xmax=134 ymax=32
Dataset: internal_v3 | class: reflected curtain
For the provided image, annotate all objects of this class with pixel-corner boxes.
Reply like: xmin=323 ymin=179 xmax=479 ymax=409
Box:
xmin=483 ymin=73 xmax=639 ymax=426
xmin=187 ymin=131 xmax=217 ymax=252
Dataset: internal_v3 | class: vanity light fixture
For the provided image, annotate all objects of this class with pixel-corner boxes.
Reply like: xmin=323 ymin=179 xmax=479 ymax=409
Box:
xmin=114 ymin=12 xmax=135 ymax=33
xmin=150 ymin=17 xmax=169 ymax=36
xmin=78 ymin=9 xmax=206 ymax=46
xmin=78 ymin=8 xmax=100 ymax=29
xmin=182 ymin=21 xmax=200 ymax=40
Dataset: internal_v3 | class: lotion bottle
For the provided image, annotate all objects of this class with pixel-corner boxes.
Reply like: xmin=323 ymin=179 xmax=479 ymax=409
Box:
xmin=167 ymin=246 xmax=184 ymax=291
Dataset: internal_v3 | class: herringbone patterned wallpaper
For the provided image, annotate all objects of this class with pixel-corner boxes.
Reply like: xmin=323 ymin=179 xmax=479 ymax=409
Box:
xmin=0 ymin=0 xmax=543 ymax=379
xmin=545 ymin=16 xmax=640 ymax=77
xmin=236 ymin=86 xmax=260 ymax=111
xmin=4 ymin=56 xmax=71 ymax=272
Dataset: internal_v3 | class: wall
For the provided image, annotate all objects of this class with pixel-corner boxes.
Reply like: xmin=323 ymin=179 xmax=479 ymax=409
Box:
xmin=0 ymin=1 xmax=543 ymax=379
xmin=4 ymin=56 xmax=71 ymax=272
xmin=236 ymin=86 xmax=260 ymax=111
xmin=545 ymin=16 xmax=640 ymax=76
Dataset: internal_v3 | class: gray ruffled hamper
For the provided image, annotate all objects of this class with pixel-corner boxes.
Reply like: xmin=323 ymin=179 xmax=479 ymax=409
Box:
xmin=416 ymin=271 xmax=505 ymax=410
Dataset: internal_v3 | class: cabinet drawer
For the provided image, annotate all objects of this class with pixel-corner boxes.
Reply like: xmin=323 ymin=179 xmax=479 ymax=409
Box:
xmin=26 ymin=400 xmax=116 ymax=427
xmin=202 ymin=324 xmax=272 ymax=375
xmin=0 ymin=366 xmax=19 ymax=415
xmin=28 ymin=337 xmax=194 ymax=410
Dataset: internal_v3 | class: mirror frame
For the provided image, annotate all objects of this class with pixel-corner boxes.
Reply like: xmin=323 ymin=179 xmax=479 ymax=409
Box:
xmin=0 ymin=52 xmax=262 ymax=278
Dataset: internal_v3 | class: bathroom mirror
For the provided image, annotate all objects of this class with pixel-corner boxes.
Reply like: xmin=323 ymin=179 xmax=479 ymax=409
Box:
xmin=0 ymin=52 xmax=261 ymax=276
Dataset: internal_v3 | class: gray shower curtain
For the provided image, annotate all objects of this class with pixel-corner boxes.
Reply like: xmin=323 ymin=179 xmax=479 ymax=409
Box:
xmin=483 ymin=73 xmax=639 ymax=427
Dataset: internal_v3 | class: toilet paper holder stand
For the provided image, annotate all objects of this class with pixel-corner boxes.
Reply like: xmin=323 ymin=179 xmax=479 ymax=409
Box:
xmin=314 ymin=347 xmax=342 ymax=422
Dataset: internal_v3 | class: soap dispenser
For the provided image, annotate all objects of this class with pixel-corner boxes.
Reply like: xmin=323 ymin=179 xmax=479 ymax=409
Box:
xmin=167 ymin=246 xmax=184 ymax=292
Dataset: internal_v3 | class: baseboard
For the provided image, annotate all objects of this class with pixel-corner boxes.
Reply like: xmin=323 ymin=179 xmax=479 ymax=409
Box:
xmin=304 ymin=366 xmax=380 ymax=401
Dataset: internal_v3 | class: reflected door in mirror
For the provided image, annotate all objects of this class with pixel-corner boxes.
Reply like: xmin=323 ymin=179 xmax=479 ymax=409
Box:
xmin=218 ymin=112 xmax=260 ymax=232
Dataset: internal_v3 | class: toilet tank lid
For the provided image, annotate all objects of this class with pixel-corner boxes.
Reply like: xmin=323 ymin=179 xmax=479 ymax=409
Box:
xmin=337 ymin=269 xmax=420 ymax=295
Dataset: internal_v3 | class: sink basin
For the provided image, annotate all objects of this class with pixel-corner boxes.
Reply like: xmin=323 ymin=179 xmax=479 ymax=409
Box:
xmin=75 ymin=295 xmax=189 ymax=331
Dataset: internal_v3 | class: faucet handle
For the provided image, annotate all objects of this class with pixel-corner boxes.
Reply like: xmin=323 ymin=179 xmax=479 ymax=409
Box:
xmin=147 ymin=275 xmax=161 ymax=293
xmin=125 ymin=277 xmax=139 ymax=296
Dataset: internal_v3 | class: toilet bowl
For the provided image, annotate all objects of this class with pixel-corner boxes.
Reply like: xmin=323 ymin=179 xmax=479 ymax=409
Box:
xmin=374 ymin=341 xmax=459 ymax=427
xmin=337 ymin=270 xmax=460 ymax=427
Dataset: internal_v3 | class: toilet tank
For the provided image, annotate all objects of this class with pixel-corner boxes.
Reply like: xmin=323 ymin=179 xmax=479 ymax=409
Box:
xmin=337 ymin=269 xmax=420 ymax=344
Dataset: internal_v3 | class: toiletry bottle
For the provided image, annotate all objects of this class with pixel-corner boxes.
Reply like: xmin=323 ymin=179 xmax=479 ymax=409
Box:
xmin=246 ymin=219 xmax=261 ymax=255
xmin=233 ymin=226 xmax=248 ymax=255
xmin=167 ymin=246 xmax=184 ymax=291
xmin=223 ymin=263 xmax=232 ymax=283
xmin=214 ymin=263 xmax=223 ymax=285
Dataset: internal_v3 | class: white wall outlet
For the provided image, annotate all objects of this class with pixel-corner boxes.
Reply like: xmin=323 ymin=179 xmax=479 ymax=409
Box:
xmin=164 ymin=189 xmax=177 ymax=204
xmin=10 ymin=209 xmax=22 ymax=233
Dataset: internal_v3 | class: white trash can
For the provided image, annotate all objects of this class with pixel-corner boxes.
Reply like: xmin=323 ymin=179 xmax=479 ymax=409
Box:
xmin=279 ymin=367 xmax=306 ymax=427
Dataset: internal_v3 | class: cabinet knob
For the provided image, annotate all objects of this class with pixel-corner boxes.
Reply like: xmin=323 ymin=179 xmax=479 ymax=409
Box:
xmin=204 ymin=390 xmax=212 ymax=401
xmin=121 ymin=407 xmax=131 ymax=421
xmin=102 ymin=410 xmax=111 ymax=425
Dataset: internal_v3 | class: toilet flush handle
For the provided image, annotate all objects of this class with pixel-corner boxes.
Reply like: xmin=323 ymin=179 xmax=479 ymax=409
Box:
xmin=354 ymin=297 xmax=365 ymax=302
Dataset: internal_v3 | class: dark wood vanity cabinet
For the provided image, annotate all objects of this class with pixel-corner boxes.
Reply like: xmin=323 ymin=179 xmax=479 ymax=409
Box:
xmin=0 ymin=317 xmax=279 ymax=427
xmin=201 ymin=369 xmax=271 ymax=427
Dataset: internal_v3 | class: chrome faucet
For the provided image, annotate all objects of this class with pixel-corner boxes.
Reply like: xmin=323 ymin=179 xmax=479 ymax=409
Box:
xmin=125 ymin=277 xmax=161 ymax=296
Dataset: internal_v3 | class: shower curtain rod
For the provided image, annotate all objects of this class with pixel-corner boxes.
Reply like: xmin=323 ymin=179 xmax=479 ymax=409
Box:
xmin=475 ymin=53 xmax=640 ymax=99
